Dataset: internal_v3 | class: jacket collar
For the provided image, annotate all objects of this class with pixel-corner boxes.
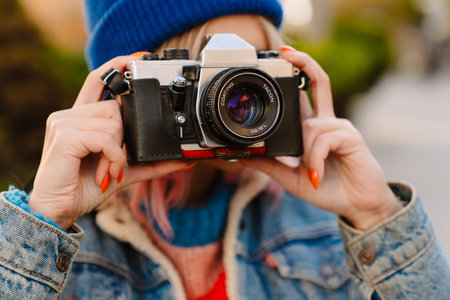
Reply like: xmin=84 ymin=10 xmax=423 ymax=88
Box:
xmin=95 ymin=170 xmax=271 ymax=300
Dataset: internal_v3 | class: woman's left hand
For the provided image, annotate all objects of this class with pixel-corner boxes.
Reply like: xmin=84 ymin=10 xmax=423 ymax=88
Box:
xmin=240 ymin=47 xmax=403 ymax=231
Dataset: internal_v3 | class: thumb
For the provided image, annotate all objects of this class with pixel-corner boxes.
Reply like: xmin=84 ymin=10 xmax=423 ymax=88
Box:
xmin=121 ymin=160 xmax=191 ymax=187
xmin=241 ymin=157 xmax=316 ymax=198
xmin=240 ymin=157 xmax=298 ymax=182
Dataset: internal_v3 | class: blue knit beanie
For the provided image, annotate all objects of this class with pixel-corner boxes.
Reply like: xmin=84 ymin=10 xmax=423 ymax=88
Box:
xmin=83 ymin=0 xmax=283 ymax=70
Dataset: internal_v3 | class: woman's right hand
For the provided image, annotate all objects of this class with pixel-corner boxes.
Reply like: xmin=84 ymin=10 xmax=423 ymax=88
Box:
xmin=29 ymin=56 xmax=190 ymax=230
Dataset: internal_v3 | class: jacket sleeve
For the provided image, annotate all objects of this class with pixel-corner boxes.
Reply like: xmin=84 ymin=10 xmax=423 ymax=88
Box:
xmin=0 ymin=191 xmax=83 ymax=298
xmin=339 ymin=182 xmax=450 ymax=300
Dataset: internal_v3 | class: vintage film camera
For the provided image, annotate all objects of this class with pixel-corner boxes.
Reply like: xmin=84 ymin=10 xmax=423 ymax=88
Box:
xmin=103 ymin=34 xmax=308 ymax=163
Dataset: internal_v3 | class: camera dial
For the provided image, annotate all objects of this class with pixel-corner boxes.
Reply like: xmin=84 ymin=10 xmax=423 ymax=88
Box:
xmin=164 ymin=48 xmax=189 ymax=60
xmin=142 ymin=53 xmax=159 ymax=60
xmin=170 ymin=76 xmax=187 ymax=110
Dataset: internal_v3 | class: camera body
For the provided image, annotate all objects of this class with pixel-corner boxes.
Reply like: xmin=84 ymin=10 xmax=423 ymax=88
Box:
xmin=118 ymin=34 xmax=306 ymax=163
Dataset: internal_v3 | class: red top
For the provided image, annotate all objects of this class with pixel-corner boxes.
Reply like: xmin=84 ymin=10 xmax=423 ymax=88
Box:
xmin=190 ymin=272 xmax=228 ymax=300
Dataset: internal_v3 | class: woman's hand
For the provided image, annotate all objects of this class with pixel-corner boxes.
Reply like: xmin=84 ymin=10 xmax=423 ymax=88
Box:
xmin=241 ymin=47 xmax=403 ymax=230
xmin=30 ymin=56 xmax=190 ymax=230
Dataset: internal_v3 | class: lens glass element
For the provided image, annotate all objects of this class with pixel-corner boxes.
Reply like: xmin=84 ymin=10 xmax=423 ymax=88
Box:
xmin=225 ymin=89 xmax=260 ymax=125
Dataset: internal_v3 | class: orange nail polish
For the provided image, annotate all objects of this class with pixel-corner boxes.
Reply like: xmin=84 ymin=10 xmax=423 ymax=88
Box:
xmin=130 ymin=51 xmax=151 ymax=57
xmin=307 ymin=169 xmax=319 ymax=190
xmin=101 ymin=173 xmax=111 ymax=194
xmin=117 ymin=169 xmax=124 ymax=184
xmin=178 ymin=162 xmax=197 ymax=172
xmin=278 ymin=45 xmax=296 ymax=52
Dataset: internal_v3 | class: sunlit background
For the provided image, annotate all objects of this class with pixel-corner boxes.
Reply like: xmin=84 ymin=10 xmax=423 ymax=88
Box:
xmin=0 ymin=0 xmax=449 ymax=256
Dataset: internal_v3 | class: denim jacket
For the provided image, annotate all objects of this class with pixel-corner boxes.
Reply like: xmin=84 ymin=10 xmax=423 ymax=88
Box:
xmin=0 ymin=172 xmax=449 ymax=299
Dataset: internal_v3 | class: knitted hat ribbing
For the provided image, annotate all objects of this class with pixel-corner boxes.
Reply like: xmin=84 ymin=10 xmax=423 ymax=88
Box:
xmin=83 ymin=0 xmax=283 ymax=70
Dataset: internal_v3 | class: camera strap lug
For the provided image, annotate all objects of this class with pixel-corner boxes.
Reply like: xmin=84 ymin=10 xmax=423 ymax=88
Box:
xmin=200 ymin=34 xmax=212 ymax=52
xmin=182 ymin=65 xmax=200 ymax=81
xmin=297 ymin=70 xmax=310 ymax=90
xmin=101 ymin=68 xmax=131 ymax=95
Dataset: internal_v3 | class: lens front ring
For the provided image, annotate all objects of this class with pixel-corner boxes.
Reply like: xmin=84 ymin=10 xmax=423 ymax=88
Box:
xmin=201 ymin=68 xmax=283 ymax=146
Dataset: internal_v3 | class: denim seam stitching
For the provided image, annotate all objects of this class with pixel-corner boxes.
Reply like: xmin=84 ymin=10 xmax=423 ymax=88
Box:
xmin=0 ymin=255 xmax=62 ymax=291
xmin=74 ymin=258 xmax=169 ymax=290
xmin=276 ymin=268 xmax=350 ymax=289
xmin=73 ymin=256 xmax=133 ymax=283
xmin=237 ymin=225 xmax=340 ymax=260
xmin=346 ymin=186 xmax=417 ymax=247
xmin=0 ymin=196 xmax=78 ymax=247
xmin=371 ymin=232 xmax=434 ymax=285
xmin=74 ymin=252 xmax=131 ymax=275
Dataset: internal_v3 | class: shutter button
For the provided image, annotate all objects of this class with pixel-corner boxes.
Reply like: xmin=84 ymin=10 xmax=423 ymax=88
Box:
xmin=358 ymin=248 xmax=376 ymax=266
xmin=56 ymin=252 xmax=71 ymax=272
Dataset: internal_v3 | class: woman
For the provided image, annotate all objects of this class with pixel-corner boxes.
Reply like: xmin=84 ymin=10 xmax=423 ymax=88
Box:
xmin=1 ymin=0 xmax=449 ymax=299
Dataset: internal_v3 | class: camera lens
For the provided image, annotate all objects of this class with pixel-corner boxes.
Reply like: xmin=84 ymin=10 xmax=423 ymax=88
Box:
xmin=200 ymin=68 xmax=283 ymax=146
xmin=225 ymin=89 xmax=261 ymax=125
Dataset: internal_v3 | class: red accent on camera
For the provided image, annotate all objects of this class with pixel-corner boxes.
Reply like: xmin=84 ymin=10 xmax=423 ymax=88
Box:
xmin=181 ymin=146 xmax=266 ymax=159
xmin=181 ymin=149 xmax=215 ymax=159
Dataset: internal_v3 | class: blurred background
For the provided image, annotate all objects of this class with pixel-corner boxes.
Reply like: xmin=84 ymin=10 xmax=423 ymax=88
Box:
xmin=0 ymin=0 xmax=449 ymax=256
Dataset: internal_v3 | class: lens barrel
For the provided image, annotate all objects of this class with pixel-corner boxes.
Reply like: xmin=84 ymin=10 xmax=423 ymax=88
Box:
xmin=200 ymin=68 xmax=283 ymax=146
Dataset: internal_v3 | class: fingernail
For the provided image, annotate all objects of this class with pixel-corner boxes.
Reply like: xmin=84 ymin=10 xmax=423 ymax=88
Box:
xmin=307 ymin=169 xmax=319 ymax=190
xmin=178 ymin=162 xmax=197 ymax=172
xmin=130 ymin=51 xmax=151 ymax=57
xmin=101 ymin=173 xmax=111 ymax=194
xmin=117 ymin=169 xmax=124 ymax=184
xmin=278 ymin=45 xmax=296 ymax=52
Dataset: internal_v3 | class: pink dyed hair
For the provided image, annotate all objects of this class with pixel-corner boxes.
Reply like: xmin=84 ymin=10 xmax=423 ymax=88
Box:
xmin=129 ymin=169 xmax=193 ymax=238
xmin=125 ymin=167 xmax=284 ymax=239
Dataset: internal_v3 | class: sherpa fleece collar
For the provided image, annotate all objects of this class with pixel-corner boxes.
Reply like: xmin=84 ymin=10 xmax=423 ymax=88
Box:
xmin=95 ymin=170 xmax=271 ymax=300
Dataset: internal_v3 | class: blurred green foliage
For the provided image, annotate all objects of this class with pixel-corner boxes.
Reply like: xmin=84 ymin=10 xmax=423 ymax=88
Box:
xmin=289 ymin=0 xmax=421 ymax=117
xmin=290 ymin=18 xmax=394 ymax=117
xmin=0 ymin=0 xmax=88 ymax=191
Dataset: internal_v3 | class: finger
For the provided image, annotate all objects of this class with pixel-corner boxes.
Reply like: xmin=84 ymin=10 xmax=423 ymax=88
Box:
xmin=300 ymin=90 xmax=313 ymax=121
xmin=74 ymin=131 xmax=126 ymax=178
xmin=72 ymin=100 xmax=122 ymax=121
xmin=304 ymin=131 xmax=338 ymax=181
xmin=240 ymin=157 xmax=297 ymax=182
xmin=122 ymin=160 xmax=191 ymax=186
xmin=54 ymin=117 xmax=123 ymax=146
xmin=302 ymin=118 xmax=346 ymax=163
xmin=280 ymin=50 xmax=334 ymax=118
xmin=74 ymin=55 xmax=137 ymax=106
xmin=49 ymin=100 xmax=122 ymax=124
xmin=95 ymin=155 xmax=111 ymax=186
xmin=43 ymin=102 xmax=123 ymax=170
xmin=240 ymin=157 xmax=312 ymax=196
xmin=45 ymin=104 xmax=123 ymax=156
xmin=304 ymin=127 xmax=357 ymax=181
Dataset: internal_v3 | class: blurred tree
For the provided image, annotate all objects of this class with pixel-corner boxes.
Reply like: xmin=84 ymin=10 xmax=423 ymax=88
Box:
xmin=0 ymin=0 xmax=88 ymax=190
xmin=291 ymin=18 xmax=394 ymax=117
xmin=287 ymin=0 xmax=421 ymax=117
